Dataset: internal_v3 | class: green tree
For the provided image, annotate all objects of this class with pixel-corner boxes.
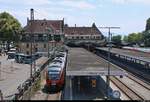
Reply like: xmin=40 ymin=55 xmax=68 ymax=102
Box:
xmin=127 ymin=33 xmax=143 ymax=44
xmin=146 ymin=18 xmax=150 ymax=31
xmin=123 ymin=35 xmax=128 ymax=42
xmin=143 ymin=17 xmax=150 ymax=46
xmin=112 ymin=35 xmax=122 ymax=44
xmin=0 ymin=12 xmax=22 ymax=50
xmin=143 ymin=30 xmax=150 ymax=47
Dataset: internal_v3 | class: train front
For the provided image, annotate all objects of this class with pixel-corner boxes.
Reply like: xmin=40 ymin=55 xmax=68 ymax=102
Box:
xmin=46 ymin=67 xmax=64 ymax=90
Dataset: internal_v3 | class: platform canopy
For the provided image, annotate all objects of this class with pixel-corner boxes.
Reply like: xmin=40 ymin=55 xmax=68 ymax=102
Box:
xmin=96 ymin=47 xmax=150 ymax=63
xmin=66 ymin=47 xmax=127 ymax=76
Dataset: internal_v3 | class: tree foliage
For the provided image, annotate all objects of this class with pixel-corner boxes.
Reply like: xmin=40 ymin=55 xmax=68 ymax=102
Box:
xmin=144 ymin=18 xmax=150 ymax=46
xmin=0 ymin=12 xmax=22 ymax=41
xmin=126 ymin=33 xmax=143 ymax=44
xmin=146 ymin=18 xmax=150 ymax=31
xmin=123 ymin=35 xmax=128 ymax=42
xmin=143 ymin=30 xmax=150 ymax=47
xmin=112 ymin=35 xmax=122 ymax=44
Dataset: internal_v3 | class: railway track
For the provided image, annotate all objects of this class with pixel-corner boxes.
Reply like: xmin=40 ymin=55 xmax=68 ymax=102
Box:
xmin=111 ymin=57 xmax=150 ymax=83
xmin=95 ymin=51 xmax=150 ymax=83
xmin=85 ymin=48 xmax=150 ymax=100
xmin=127 ymin=74 xmax=150 ymax=90
xmin=110 ymin=76 xmax=145 ymax=100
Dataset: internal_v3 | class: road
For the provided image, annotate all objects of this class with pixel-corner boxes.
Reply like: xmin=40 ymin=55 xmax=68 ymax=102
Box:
xmin=0 ymin=55 xmax=48 ymax=100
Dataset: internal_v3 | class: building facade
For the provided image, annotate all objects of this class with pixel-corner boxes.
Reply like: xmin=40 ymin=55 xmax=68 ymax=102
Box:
xmin=64 ymin=23 xmax=105 ymax=46
xmin=18 ymin=19 xmax=105 ymax=55
xmin=18 ymin=19 xmax=64 ymax=55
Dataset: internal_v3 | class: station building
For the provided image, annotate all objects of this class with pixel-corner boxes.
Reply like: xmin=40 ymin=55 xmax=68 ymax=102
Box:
xmin=64 ymin=23 xmax=105 ymax=46
xmin=18 ymin=19 xmax=105 ymax=55
xmin=18 ymin=19 xmax=64 ymax=55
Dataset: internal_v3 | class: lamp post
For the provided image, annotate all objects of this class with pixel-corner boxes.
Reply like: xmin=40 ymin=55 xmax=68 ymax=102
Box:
xmin=30 ymin=8 xmax=34 ymax=78
xmin=46 ymin=27 xmax=52 ymax=58
xmin=99 ymin=27 xmax=120 ymax=100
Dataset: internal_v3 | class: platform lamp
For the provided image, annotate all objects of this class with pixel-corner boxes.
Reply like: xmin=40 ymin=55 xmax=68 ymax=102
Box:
xmin=46 ymin=27 xmax=52 ymax=58
xmin=98 ymin=27 xmax=120 ymax=100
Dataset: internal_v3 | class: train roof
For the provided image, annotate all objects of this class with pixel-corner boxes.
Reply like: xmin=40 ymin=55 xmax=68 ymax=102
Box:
xmin=54 ymin=57 xmax=64 ymax=61
xmin=48 ymin=62 xmax=62 ymax=68
xmin=53 ymin=59 xmax=63 ymax=63
xmin=55 ymin=52 xmax=67 ymax=57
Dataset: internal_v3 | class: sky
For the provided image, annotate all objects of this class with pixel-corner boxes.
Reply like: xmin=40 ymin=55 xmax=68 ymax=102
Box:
xmin=0 ymin=0 xmax=150 ymax=37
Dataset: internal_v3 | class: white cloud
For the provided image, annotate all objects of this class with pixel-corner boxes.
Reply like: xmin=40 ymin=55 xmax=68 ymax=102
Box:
xmin=111 ymin=0 xmax=127 ymax=4
xmin=0 ymin=0 xmax=52 ymax=6
xmin=111 ymin=0 xmax=150 ymax=5
xmin=25 ymin=0 xmax=52 ymax=6
xmin=59 ymin=0 xmax=96 ymax=9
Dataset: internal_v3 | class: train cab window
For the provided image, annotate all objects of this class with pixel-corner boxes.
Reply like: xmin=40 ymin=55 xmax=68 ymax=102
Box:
xmin=48 ymin=70 xmax=60 ymax=80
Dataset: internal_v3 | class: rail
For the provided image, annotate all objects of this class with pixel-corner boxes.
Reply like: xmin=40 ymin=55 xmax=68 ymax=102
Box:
xmin=92 ymin=48 xmax=150 ymax=83
xmin=95 ymin=48 xmax=150 ymax=69
xmin=110 ymin=76 xmax=144 ymax=100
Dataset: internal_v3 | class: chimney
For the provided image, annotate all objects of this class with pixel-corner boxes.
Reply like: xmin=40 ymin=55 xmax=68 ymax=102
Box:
xmin=30 ymin=8 xmax=34 ymax=20
xmin=75 ymin=24 xmax=76 ymax=27
xmin=92 ymin=22 xmax=96 ymax=28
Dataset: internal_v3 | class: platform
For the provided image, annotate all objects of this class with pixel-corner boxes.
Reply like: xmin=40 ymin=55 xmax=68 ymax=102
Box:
xmin=96 ymin=47 xmax=150 ymax=62
xmin=66 ymin=47 xmax=126 ymax=76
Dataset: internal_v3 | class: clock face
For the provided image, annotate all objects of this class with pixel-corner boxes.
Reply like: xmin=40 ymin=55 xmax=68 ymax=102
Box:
xmin=113 ymin=90 xmax=121 ymax=99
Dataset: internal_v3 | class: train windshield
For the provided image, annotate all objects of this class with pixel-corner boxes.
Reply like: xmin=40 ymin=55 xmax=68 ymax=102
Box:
xmin=48 ymin=71 xmax=60 ymax=80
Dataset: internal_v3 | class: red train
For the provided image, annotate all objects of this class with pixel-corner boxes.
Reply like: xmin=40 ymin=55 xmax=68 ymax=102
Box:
xmin=46 ymin=52 xmax=67 ymax=90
